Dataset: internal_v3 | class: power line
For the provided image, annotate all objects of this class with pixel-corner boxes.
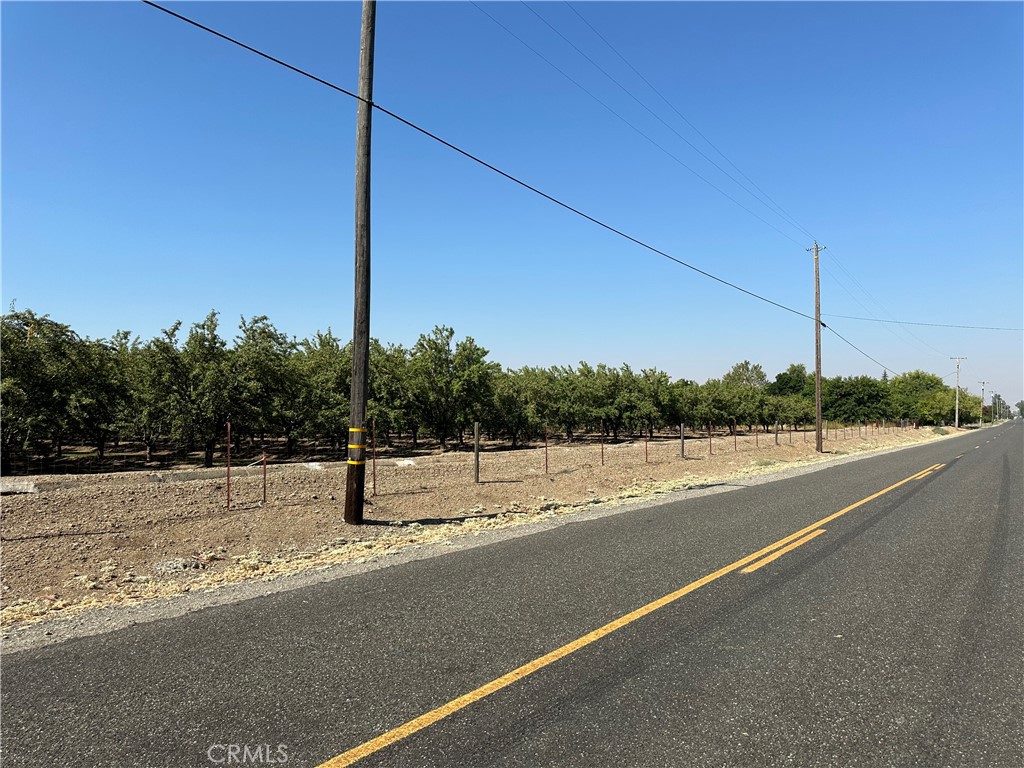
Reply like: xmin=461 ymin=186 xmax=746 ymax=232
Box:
xmin=562 ymin=1 xmax=814 ymax=241
xmin=825 ymin=326 xmax=897 ymax=376
xmin=143 ymin=1 xmax=914 ymax=378
xmin=520 ymin=1 xmax=807 ymax=243
xmin=142 ymin=0 xmax=813 ymax=322
xmin=494 ymin=0 xmax=1016 ymax=351
xmin=822 ymin=314 xmax=1022 ymax=332
xmin=825 ymin=248 xmax=958 ymax=356
xmin=819 ymin=262 xmax=951 ymax=360
xmin=470 ymin=1 xmax=806 ymax=248
xmin=549 ymin=2 xmax=976 ymax=355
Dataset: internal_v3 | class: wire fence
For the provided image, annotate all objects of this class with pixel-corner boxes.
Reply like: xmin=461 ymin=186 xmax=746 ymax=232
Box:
xmin=1 ymin=419 xmax=920 ymax=482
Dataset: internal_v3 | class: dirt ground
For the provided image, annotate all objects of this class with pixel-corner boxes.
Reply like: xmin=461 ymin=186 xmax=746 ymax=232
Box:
xmin=0 ymin=425 xmax=956 ymax=627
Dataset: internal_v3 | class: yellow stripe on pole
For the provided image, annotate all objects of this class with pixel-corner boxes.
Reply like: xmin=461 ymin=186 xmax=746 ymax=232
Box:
xmin=347 ymin=460 xmax=366 ymax=466
xmin=348 ymin=444 xmax=367 ymax=450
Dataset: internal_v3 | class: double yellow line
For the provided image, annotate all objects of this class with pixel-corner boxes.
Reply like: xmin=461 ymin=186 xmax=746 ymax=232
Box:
xmin=317 ymin=462 xmax=944 ymax=767
xmin=737 ymin=462 xmax=943 ymax=574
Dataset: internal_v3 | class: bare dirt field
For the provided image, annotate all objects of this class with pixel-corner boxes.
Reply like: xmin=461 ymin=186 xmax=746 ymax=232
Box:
xmin=0 ymin=425 xmax=957 ymax=627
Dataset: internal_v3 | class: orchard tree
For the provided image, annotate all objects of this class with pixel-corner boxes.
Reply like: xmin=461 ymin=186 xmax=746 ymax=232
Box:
xmin=407 ymin=326 xmax=497 ymax=449
xmin=767 ymin=363 xmax=814 ymax=399
xmin=232 ymin=316 xmax=304 ymax=455
xmin=486 ymin=369 xmax=540 ymax=448
xmin=822 ymin=375 xmax=894 ymax=423
xmin=723 ymin=360 xmax=768 ymax=389
xmin=889 ymin=370 xmax=945 ymax=423
xmin=695 ymin=379 xmax=732 ymax=429
xmin=368 ymin=339 xmax=411 ymax=446
xmin=633 ymin=367 xmax=673 ymax=437
xmin=723 ymin=361 xmax=767 ymax=432
xmin=179 ymin=312 xmax=234 ymax=467
xmin=453 ymin=334 xmax=500 ymax=443
xmin=70 ymin=337 xmax=128 ymax=458
xmin=670 ymin=379 xmax=700 ymax=430
xmin=540 ymin=365 xmax=589 ymax=442
xmin=294 ymin=330 xmax=350 ymax=451
xmin=761 ymin=394 xmax=788 ymax=443
xmin=0 ymin=309 xmax=85 ymax=462
xmin=918 ymin=389 xmax=955 ymax=425
xmin=587 ymin=363 xmax=621 ymax=438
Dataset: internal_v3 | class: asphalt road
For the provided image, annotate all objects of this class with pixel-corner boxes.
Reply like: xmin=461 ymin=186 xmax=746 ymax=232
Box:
xmin=3 ymin=423 xmax=1021 ymax=768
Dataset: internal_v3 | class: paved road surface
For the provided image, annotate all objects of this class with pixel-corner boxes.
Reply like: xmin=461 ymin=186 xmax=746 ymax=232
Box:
xmin=3 ymin=423 xmax=1021 ymax=767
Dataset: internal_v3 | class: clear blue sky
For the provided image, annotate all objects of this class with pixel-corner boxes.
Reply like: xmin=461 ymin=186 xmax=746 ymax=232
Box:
xmin=3 ymin=1 xmax=1022 ymax=406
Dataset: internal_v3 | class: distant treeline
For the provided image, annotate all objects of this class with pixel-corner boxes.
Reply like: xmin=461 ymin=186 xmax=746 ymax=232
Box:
xmin=1 ymin=308 xmax=1005 ymax=471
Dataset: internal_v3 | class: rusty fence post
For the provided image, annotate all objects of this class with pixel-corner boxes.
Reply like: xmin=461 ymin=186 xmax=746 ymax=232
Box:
xmin=474 ymin=421 xmax=480 ymax=484
xmin=226 ymin=420 xmax=231 ymax=511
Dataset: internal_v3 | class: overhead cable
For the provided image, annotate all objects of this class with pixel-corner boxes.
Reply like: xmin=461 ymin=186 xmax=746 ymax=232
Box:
xmin=142 ymin=0 xmax=814 ymax=322
xmin=143 ymin=1 xmax=932 ymax=377
xmin=471 ymin=1 xmax=807 ymax=248
xmin=823 ymin=314 xmax=1023 ymax=332
xmin=563 ymin=1 xmax=813 ymax=241
xmin=520 ymin=1 xmax=807 ymax=243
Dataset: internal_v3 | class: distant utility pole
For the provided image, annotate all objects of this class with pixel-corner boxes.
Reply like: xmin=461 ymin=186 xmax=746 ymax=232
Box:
xmin=950 ymin=356 xmax=966 ymax=428
xmin=344 ymin=0 xmax=377 ymax=526
xmin=808 ymin=240 xmax=826 ymax=452
xmin=978 ymin=380 xmax=987 ymax=426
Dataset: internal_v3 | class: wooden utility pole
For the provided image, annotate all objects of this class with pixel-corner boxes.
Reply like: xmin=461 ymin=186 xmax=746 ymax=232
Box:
xmin=808 ymin=241 xmax=826 ymax=452
xmin=950 ymin=356 xmax=966 ymax=429
xmin=344 ymin=0 xmax=377 ymax=525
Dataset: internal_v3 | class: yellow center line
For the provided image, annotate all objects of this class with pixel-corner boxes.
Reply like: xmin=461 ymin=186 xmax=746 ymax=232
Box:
xmin=316 ymin=463 xmax=941 ymax=768
xmin=914 ymin=462 xmax=945 ymax=480
xmin=740 ymin=529 xmax=828 ymax=573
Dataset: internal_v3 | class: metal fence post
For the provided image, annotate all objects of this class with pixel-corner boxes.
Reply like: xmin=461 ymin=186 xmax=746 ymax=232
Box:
xmin=474 ymin=421 xmax=480 ymax=484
